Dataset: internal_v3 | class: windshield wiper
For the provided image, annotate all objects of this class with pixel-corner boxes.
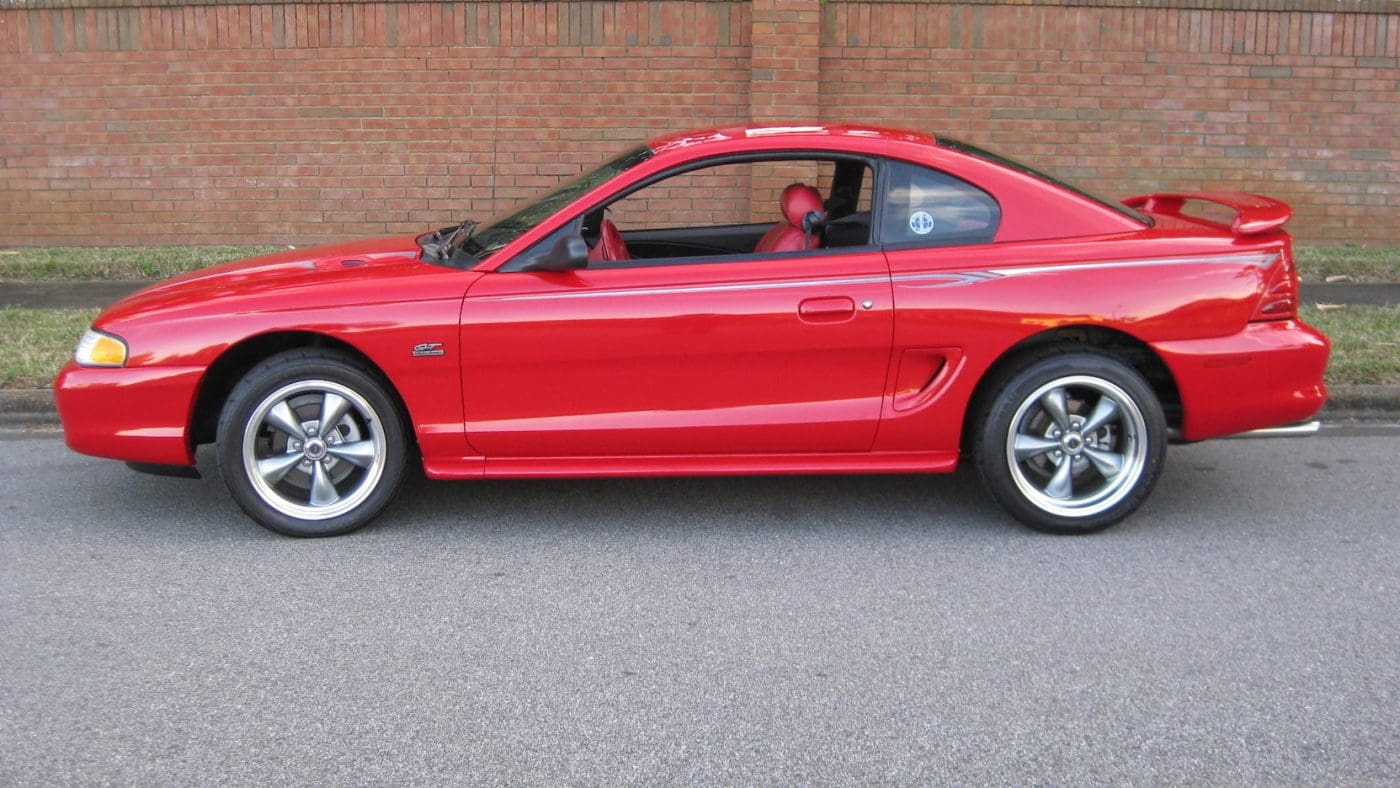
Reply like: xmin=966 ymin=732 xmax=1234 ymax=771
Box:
xmin=443 ymin=219 xmax=478 ymax=251
xmin=420 ymin=219 xmax=478 ymax=263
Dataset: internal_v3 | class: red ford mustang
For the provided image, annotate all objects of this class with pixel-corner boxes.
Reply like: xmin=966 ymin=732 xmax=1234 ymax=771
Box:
xmin=55 ymin=124 xmax=1329 ymax=537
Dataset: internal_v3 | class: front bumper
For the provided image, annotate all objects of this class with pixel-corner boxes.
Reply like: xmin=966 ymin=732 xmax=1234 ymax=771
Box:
xmin=1151 ymin=320 xmax=1330 ymax=442
xmin=53 ymin=361 xmax=204 ymax=466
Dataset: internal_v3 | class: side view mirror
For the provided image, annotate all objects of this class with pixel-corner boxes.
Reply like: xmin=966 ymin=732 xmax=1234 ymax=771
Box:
xmin=518 ymin=233 xmax=589 ymax=273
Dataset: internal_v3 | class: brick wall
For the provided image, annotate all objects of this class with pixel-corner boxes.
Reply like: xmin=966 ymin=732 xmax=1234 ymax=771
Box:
xmin=0 ymin=0 xmax=1395 ymax=246
xmin=0 ymin=2 xmax=752 ymax=244
xmin=819 ymin=2 xmax=1399 ymax=246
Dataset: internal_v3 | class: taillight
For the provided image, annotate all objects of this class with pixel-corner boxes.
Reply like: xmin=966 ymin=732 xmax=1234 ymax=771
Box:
xmin=1251 ymin=249 xmax=1298 ymax=321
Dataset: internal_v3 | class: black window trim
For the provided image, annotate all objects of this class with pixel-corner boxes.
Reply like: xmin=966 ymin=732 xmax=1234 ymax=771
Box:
xmin=587 ymin=242 xmax=884 ymax=271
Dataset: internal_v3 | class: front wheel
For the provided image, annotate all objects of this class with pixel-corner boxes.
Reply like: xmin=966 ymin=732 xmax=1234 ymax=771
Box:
xmin=217 ymin=350 xmax=408 ymax=537
xmin=974 ymin=352 xmax=1167 ymax=534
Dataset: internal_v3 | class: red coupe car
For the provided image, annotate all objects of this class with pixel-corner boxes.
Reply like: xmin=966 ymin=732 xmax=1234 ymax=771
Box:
xmin=55 ymin=124 xmax=1329 ymax=537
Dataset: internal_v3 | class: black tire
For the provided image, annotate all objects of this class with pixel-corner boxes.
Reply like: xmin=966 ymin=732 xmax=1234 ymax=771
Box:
xmin=973 ymin=350 xmax=1167 ymax=534
xmin=216 ymin=349 xmax=408 ymax=537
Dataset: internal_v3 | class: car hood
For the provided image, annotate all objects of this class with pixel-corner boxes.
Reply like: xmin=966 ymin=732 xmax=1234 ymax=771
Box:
xmin=133 ymin=235 xmax=424 ymax=297
xmin=99 ymin=235 xmax=470 ymax=324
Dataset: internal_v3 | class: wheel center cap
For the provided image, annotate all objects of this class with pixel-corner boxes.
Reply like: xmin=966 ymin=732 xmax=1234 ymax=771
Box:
xmin=1061 ymin=433 xmax=1084 ymax=454
xmin=303 ymin=438 xmax=327 ymax=460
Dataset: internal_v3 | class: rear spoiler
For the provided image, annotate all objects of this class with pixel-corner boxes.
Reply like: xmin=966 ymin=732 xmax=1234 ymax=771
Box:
xmin=1122 ymin=192 xmax=1291 ymax=237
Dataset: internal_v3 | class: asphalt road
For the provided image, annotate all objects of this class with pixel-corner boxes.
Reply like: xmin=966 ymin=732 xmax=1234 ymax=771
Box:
xmin=2 ymin=428 xmax=1396 ymax=783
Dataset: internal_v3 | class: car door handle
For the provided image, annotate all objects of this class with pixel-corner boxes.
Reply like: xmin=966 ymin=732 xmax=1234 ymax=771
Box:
xmin=798 ymin=296 xmax=857 ymax=323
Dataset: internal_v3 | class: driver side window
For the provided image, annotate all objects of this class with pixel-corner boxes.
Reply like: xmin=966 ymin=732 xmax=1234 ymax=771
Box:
xmin=581 ymin=157 xmax=875 ymax=268
xmin=606 ymin=162 xmax=756 ymax=230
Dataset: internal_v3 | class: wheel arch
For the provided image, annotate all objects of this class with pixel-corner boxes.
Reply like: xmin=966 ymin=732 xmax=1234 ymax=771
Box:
xmin=189 ymin=331 xmax=409 ymax=450
xmin=960 ymin=324 xmax=1183 ymax=452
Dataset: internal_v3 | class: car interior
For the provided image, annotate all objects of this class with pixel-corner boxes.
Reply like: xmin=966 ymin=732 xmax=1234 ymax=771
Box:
xmin=579 ymin=157 xmax=875 ymax=266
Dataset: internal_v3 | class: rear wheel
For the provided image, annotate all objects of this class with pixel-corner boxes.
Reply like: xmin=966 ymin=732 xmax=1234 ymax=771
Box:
xmin=217 ymin=350 xmax=407 ymax=537
xmin=974 ymin=351 xmax=1166 ymax=534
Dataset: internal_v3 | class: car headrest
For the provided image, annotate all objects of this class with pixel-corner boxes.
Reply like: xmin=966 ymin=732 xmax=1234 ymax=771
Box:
xmin=780 ymin=183 xmax=825 ymax=229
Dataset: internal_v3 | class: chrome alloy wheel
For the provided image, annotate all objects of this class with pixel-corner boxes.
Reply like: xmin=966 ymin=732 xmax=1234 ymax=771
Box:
xmin=241 ymin=379 xmax=387 ymax=521
xmin=1004 ymin=374 xmax=1149 ymax=519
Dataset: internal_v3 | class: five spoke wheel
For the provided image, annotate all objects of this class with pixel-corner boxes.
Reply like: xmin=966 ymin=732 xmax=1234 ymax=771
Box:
xmin=218 ymin=351 xmax=407 ymax=537
xmin=1005 ymin=376 xmax=1147 ymax=519
xmin=243 ymin=380 xmax=387 ymax=521
xmin=975 ymin=351 xmax=1166 ymax=534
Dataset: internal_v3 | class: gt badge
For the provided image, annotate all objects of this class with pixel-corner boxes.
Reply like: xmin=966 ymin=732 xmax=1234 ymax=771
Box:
xmin=411 ymin=342 xmax=445 ymax=358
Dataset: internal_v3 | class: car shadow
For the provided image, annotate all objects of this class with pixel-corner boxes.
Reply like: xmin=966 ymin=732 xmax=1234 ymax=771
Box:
xmin=384 ymin=464 xmax=1007 ymax=541
xmin=57 ymin=442 xmax=1259 ymax=544
xmin=62 ymin=443 xmax=1013 ymax=543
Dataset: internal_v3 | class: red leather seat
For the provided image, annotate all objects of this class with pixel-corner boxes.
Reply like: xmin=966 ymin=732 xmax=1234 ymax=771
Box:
xmin=755 ymin=184 xmax=826 ymax=253
xmin=587 ymin=219 xmax=630 ymax=263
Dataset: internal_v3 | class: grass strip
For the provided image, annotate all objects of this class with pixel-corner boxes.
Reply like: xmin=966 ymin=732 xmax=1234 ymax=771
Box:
xmin=0 ymin=307 xmax=100 ymax=389
xmin=1294 ymin=246 xmax=1399 ymax=284
xmin=1301 ymin=304 xmax=1400 ymax=386
xmin=0 ymin=246 xmax=284 ymax=281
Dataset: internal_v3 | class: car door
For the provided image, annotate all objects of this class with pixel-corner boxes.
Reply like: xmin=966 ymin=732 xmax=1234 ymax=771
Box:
xmin=459 ymin=250 xmax=894 ymax=457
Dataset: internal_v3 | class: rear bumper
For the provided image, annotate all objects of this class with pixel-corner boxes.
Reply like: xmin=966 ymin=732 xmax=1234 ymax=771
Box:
xmin=53 ymin=361 xmax=203 ymax=466
xmin=1151 ymin=320 xmax=1329 ymax=442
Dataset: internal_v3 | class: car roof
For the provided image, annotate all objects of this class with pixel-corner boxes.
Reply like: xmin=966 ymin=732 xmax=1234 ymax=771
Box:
xmin=646 ymin=123 xmax=937 ymax=155
xmin=639 ymin=123 xmax=1153 ymax=240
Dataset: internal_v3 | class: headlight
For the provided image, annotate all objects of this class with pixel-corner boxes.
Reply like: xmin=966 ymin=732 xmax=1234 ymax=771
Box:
xmin=75 ymin=328 xmax=128 ymax=367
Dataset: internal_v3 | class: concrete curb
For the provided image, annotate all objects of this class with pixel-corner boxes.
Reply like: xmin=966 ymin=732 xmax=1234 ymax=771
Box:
xmin=1320 ymin=384 xmax=1400 ymax=422
xmin=4 ymin=385 xmax=1398 ymax=430
xmin=0 ymin=389 xmax=58 ymax=427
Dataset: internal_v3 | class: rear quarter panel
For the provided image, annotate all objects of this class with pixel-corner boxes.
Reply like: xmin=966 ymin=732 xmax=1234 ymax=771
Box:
xmin=875 ymin=234 xmax=1282 ymax=452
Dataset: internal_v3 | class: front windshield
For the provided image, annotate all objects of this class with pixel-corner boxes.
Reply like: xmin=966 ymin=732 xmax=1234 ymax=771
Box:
xmin=458 ymin=145 xmax=653 ymax=258
xmin=938 ymin=137 xmax=1152 ymax=225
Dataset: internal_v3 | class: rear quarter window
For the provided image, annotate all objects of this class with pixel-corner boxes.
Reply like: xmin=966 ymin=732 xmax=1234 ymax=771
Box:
xmin=880 ymin=160 xmax=1000 ymax=247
